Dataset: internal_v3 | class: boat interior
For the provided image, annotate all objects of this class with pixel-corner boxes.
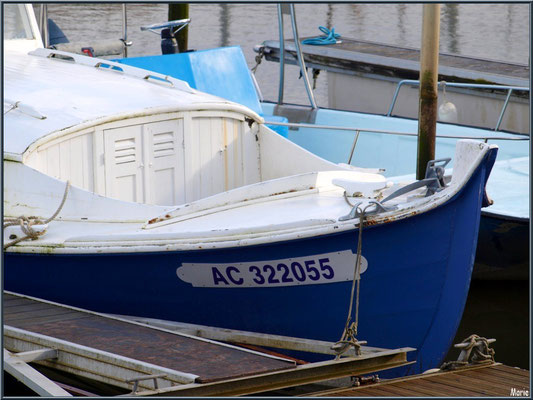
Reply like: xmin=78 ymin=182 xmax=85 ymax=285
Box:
xmin=22 ymin=109 xmax=387 ymax=209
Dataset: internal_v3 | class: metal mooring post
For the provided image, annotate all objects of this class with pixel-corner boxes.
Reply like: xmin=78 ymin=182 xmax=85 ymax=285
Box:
xmin=416 ymin=4 xmax=440 ymax=180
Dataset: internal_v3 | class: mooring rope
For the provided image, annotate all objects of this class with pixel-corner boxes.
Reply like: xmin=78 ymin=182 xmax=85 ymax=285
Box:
xmin=301 ymin=26 xmax=341 ymax=46
xmin=440 ymin=334 xmax=495 ymax=371
xmin=3 ymin=181 xmax=70 ymax=250
xmin=332 ymin=200 xmax=374 ymax=358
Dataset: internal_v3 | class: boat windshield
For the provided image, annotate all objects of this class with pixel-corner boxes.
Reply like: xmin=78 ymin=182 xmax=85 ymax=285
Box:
xmin=4 ymin=4 xmax=35 ymax=40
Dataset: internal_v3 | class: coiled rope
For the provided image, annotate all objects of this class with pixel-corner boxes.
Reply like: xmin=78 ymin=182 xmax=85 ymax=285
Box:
xmin=302 ymin=26 xmax=341 ymax=46
xmin=4 ymin=181 xmax=70 ymax=250
xmin=440 ymin=334 xmax=495 ymax=371
xmin=332 ymin=199 xmax=374 ymax=358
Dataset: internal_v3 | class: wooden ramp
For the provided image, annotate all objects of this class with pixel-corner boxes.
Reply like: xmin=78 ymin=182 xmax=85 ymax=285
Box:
xmin=311 ymin=363 xmax=530 ymax=397
xmin=3 ymin=291 xmax=413 ymax=396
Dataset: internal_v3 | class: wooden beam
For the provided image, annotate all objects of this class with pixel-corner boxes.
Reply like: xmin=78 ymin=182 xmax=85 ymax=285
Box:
xmin=4 ymin=349 xmax=72 ymax=397
xmin=168 ymin=4 xmax=189 ymax=52
xmin=416 ymin=4 xmax=441 ymax=180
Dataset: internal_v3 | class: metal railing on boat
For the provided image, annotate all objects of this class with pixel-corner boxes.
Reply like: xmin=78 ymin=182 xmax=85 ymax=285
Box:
xmin=264 ymin=120 xmax=529 ymax=165
xmin=265 ymin=120 xmax=528 ymax=161
xmin=388 ymin=80 xmax=530 ymax=132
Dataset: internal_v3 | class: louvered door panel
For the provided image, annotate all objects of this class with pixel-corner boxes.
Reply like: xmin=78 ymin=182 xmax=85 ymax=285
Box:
xmin=104 ymin=125 xmax=144 ymax=203
xmin=145 ymin=119 xmax=185 ymax=205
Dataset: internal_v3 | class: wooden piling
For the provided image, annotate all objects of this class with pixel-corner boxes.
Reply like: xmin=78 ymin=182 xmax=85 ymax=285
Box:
xmin=416 ymin=4 xmax=440 ymax=180
xmin=169 ymin=4 xmax=189 ymax=52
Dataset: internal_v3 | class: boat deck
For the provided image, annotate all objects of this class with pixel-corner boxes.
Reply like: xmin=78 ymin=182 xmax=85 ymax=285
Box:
xmin=262 ymin=38 xmax=529 ymax=87
xmin=311 ymin=363 xmax=530 ymax=397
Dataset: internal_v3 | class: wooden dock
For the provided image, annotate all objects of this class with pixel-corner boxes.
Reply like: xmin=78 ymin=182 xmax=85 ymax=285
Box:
xmin=261 ymin=37 xmax=529 ymax=133
xmin=3 ymin=291 xmax=413 ymax=396
xmin=262 ymin=37 xmax=529 ymax=87
xmin=310 ymin=363 xmax=530 ymax=397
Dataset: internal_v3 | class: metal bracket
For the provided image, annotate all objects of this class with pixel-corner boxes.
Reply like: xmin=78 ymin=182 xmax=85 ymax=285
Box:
xmin=141 ymin=19 xmax=190 ymax=36
xmin=331 ymin=339 xmax=367 ymax=358
xmin=440 ymin=334 xmax=496 ymax=371
xmin=380 ymin=157 xmax=451 ymax=204
xmin=424 ymin=157 xmax=451 ymax=196
xmin=126 ymin=373 xmax=167 ymax=394
xmin=339 ymin=200 xmax=396 ymax=222
xmin=455 ymin=335 xmax=496 ymax=364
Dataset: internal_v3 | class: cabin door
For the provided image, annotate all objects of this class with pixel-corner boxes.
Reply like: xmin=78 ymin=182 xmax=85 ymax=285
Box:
xmin=103 ymin=119 xmax=184 ymax=205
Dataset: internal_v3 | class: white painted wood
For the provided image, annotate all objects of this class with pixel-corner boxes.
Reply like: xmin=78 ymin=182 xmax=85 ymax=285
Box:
xmin=45 ymin=144 xmax=60 ymax=179
xmin=93 ymin=128 xmax=106 ymax=196
xmin=242 ymin=121 xmax=262 ymax=185
xmin=29 ymin=131 xmax=96 ymax=193
xmin=5 ymin=43 xmax=261 ymax=158
xmin=4 ymin=139 xmax=495 ymax=254
xmin=4 ymin=326 xmax=199 ymax=391
xmin=4 ymin=160 xmax=172 ymax=223
xmin=4 ymin=348 xmax=72 ymax=396
xmin=104 ymin=124 xmax=144 ymax=203
xmin=12 ymin=348 xmax=58 ymax=363
xmin=145 ymin=119 xmax=185 ymax=205
xmin=258 ymin=124 xmax=346 ymax=180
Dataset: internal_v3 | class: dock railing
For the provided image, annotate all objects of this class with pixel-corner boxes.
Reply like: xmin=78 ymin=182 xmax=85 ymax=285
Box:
xmin=387 ymin=80 xmax=530 ymax=131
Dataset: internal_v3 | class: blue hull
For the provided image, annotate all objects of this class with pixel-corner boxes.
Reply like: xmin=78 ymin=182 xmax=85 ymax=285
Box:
xmin=4 ymin=152 xmax=495 ymax=377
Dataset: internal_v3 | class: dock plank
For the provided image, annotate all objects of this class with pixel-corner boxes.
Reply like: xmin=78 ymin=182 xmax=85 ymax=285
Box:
xmin=459 ymin=368 xmax=530 ymax=387
xmin=422 ymin=375 xmax=508 ymax=396
xmin=5 ymin=307 xmax=82 ymax=321
xmin=492 ymin=364 xmax=530 ymax=377
xmin=398 ymin=378 xmax=476 ymax=396
xmin=4 ymin=303 xmax=57 ymax=315
xmin=4 ymin=297 xmax=35 ymax=307
xmin=325 ymin=38 xmax=529 ymax=79
xmin=313 ymin=364 xmax=530 ymax=397
xmin=370 ymin=384 xmax=427 ymax=397
xmin=432 ymin=371 xmax=523 ymax=394
xmin=3 ymin=293 xmax=295 ymax=383
xmin=5 ymin=311 xmax=92 ymax=327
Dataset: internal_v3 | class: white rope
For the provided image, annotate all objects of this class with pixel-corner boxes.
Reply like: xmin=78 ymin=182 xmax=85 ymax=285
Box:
xmin=4 ymin=181 xmax=70 ymax=250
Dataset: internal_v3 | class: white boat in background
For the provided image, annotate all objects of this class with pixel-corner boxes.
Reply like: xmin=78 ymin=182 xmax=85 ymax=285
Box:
xmin=4 ymin=3 xmax=498 ymax=377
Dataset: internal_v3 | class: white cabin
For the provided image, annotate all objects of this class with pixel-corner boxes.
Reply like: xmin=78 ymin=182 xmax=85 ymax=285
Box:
xmin=5 ymin=3 xmax=382 ymax=223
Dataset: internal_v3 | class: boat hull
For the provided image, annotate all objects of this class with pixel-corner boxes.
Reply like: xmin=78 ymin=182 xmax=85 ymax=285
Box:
xmin=473 ymin=213 xmax=529 ymax=280
xmin=4 ymin=154 xmax=494 ymax=377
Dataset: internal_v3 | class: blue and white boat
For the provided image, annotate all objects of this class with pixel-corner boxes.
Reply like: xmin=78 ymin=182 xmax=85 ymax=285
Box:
xmin=5 ymin=4 xmax=497 ymax=376
xmin=111 ymin=7 xmax=528 ymax=281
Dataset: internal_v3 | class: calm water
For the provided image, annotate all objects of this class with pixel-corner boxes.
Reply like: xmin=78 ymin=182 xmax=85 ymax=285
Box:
xmin=42 ymin=3 xmax=530 ymax=106
xmin=29 ymin=3 xmax=531 ymax=372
